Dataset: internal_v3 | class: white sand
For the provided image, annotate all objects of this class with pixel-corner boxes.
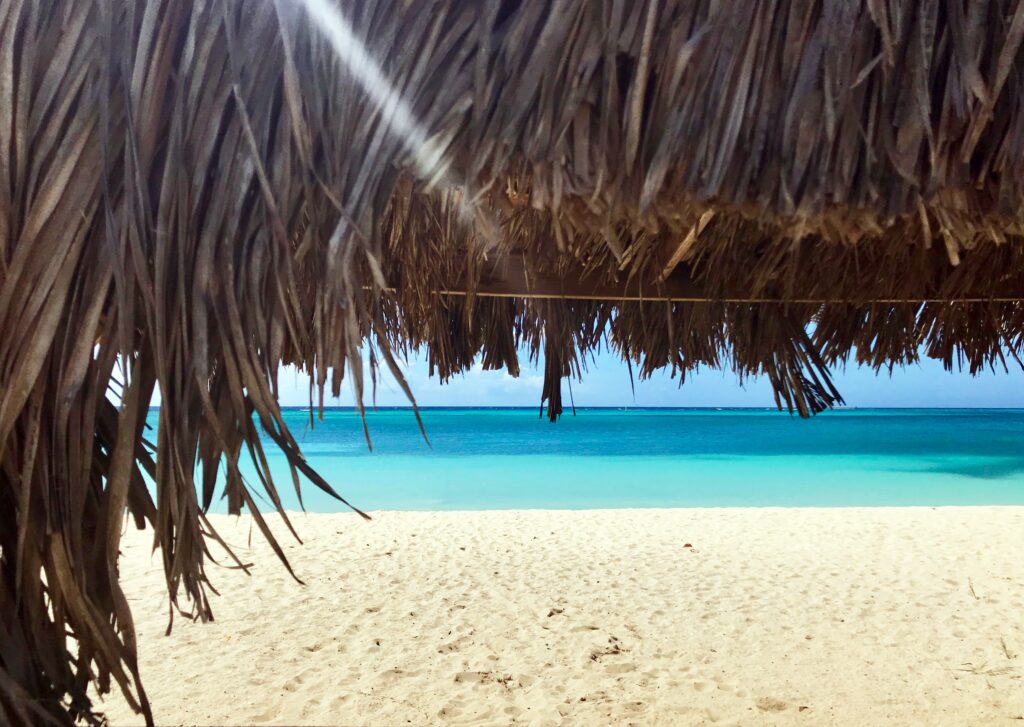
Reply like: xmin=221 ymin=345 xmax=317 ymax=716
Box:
xmin=101 ymin=507 xmax=1024 ymax=725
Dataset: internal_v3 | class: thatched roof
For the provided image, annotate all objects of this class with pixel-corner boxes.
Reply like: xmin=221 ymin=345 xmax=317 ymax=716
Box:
xmin=3 ymin=0 xmax=1024 ymax=723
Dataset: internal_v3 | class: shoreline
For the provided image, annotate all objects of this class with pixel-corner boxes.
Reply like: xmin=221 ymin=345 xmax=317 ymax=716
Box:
xmin=271 ymin=503 xmax=1024 ymax=513
xmin=104 ymin=507 xmax=1024 ymax=725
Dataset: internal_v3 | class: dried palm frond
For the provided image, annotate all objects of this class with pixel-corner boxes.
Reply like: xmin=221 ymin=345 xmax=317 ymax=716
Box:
xmin=3 ymin=1 xmax=1024 ymax=724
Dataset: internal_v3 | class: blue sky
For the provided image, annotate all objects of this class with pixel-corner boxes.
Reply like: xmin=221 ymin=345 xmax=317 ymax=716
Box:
xmin=273 ymin=348 xmax=1024 ymax=408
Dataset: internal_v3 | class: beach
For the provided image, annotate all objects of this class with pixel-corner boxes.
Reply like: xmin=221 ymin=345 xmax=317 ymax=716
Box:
xmin=101 ymin=507 xmax=1024 ymax=725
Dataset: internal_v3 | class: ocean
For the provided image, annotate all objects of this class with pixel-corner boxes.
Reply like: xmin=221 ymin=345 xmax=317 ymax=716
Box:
xmin=179 ymin=407 xmax=1024 ymax=512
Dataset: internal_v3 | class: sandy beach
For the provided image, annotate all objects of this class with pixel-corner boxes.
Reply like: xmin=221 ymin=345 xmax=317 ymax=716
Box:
xmin=101 ymin=507 xmax=1024 ymax=725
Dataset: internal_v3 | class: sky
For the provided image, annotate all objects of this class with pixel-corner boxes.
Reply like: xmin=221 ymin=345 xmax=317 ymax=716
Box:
xmin=271 ymin=347 xmax=1024 ymax=409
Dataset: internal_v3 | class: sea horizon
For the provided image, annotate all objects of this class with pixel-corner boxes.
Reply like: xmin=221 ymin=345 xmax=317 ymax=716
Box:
xmin=150 ymin=404 xmax=1024 ymax=410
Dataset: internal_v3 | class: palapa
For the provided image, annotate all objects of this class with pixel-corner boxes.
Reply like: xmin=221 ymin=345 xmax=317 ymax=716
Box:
xmin=2 ymin=0 xmax=1024 ymax=723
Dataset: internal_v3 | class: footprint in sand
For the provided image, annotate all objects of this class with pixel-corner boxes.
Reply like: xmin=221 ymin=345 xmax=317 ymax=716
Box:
xmin=327 ymin=694 xmax=351 ymax=709
xmin=437 ymin=702 xmax=464 ymax=719
xmin=453 ymin=670 xmax=491 ymax=684
xmin=250 ymin=707 xmax=281 ymax=724
xmin=437 ymin=640 xmax=461 ymax=653
xmin=756 ymin=696 xmax=788 ymax=712
xmin=380 ymin=666 xmax=420 ymax=680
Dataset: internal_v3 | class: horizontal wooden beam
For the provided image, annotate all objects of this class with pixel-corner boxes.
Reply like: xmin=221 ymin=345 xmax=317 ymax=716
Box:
xmin=426 ymin=255 xmax=1024 ymax=304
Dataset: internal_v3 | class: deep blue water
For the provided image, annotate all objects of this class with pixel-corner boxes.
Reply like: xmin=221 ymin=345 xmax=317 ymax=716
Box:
xmin=162 ymin=408 xmax=1024 ymax=511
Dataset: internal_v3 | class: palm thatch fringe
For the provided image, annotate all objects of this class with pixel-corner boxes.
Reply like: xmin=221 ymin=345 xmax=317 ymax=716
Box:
xmin=3 ymin=0 xmax=1024 ymax=723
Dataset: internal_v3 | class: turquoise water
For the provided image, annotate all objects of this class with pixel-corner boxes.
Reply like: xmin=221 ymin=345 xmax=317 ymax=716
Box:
xmin=177 ymin=407 xmax=1024 ymax=511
